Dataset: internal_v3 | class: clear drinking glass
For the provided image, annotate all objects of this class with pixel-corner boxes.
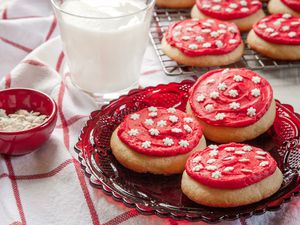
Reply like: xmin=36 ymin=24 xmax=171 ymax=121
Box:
xmin=51 ymin=0 xmax=155 ymax=103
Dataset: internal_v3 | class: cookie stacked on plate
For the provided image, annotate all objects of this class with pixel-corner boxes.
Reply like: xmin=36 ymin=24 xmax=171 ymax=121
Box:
xmin=110 ymin=68 xmax=283 ymax=208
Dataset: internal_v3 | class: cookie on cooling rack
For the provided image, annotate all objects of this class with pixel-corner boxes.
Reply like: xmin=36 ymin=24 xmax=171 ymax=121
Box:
xmin=268 ymin=0 xmax=300 ymax=17
xmin=247 ymin=13 xmax=300 ymax=60
xmin=186 ymin=68 xmax=276 ymax=143
xmin=110 ymin=107 xmax=206 ymax=175
xmin=156 ymin=0 xmax=195 ymax=8
xmin=161 ymin=19 xmax=244 ymax=67
xmin=181 ymin=143 xmax=283 ymax=207
xmin=191 ymin=0 xmax=265 ymax=32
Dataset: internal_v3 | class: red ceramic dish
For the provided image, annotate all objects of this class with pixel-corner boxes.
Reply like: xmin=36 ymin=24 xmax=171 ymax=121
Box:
xmin=75 ymin=80 xmax=300 ymax=223
xmin=0 ymin=88 xmax=57 ymax=155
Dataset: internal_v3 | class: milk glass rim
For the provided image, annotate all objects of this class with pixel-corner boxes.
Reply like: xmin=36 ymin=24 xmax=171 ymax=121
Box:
xmin=51 ymin=0 xmax=155 ymax=20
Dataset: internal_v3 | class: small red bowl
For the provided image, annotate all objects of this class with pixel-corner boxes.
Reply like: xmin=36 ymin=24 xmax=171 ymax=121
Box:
xmin=0 ymin=88 xmax=58 ymax=155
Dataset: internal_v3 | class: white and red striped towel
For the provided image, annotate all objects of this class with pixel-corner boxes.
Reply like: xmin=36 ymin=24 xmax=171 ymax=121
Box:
xmin=1 ymin=1 xmax=300 ymax=225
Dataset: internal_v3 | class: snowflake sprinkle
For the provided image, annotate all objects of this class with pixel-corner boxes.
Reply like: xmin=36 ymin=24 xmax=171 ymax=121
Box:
xmin=179 ymin=140 xmax=189 ymax=148
xmin=218 ymin=82 xmax=227 ymax=91
xmin=130 ymin=113 xmax=140 ymax=120
xmin=157 ymin=120 xmax=167 ymax=127
xmin=251 ymin=88 xmax=261 ymax=97
xmin=169 ymin=115 xmax=178 ymax=123
xmin=141 ymin=141 xmax=151 ymax=148
xmin=163 ymin=137 xmax=174 ymax=146
xmin=144 ymin=119 xmax=154 ymax=125
xmin=167 ymin=108 xmax=176 ymax=113
xmin=128 ymin=129 xmax=139 ymax=136
xmin=184 ymin=124 xmax=192 ymax=133
xmin=247 ymin=107 xmax=256 ymax=117
xmin=229 ymin=102 xmax=240 ymax=110
xmin=149 ymin=128 xmax=159 ymax=136
xmin=215 ymin=113 xmax=225 ymax=120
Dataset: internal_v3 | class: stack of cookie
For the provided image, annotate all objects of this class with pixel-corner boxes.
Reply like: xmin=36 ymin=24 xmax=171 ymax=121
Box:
xmin=110 ymin=68 xmax=283 ymax=208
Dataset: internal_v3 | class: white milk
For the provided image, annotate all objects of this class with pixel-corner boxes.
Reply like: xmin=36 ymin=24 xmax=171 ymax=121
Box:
xmin=57 ymin=0 xmax=152 ymax=94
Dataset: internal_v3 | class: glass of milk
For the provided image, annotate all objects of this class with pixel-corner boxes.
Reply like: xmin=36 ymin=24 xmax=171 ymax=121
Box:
xmin=51 ymin=0 xmax=155 ymax=102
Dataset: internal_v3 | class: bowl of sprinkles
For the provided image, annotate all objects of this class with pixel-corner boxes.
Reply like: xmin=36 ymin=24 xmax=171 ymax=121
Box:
xmin=0 ymin=88 xmax=57 ymax=155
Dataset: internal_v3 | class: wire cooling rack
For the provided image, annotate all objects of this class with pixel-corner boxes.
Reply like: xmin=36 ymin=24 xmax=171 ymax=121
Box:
xmin=150 ymin=8 xmax=300 ymax=76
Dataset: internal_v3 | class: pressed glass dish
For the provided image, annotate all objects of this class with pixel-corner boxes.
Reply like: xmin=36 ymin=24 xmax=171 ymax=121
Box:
xmin=75 ymin=80 xmax=300 ymax=223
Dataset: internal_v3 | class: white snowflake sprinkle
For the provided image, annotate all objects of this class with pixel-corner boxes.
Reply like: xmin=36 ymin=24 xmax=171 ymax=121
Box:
xmin=234 ymin=150 xmax=246 ymax=155
xmin=229 ymin=27 xmax=237 ymax=33
xmin=184 ymin=117 xmax=193 ymax=123
xmin=215 ymin=113 xmax=225 ymax=120
xmin=207 ymin=158 xmax=217 ymax=164
xmin=206 ymin=165 xmax=217 ymax=171
xmin=212 ymin=5 xmax=221 ymax=11
xmin=169 ymin=115 xmax=178 ymax=123
xmin=157 ymin=120 xmax=167 ymax=127
xmin=233 ymin=75 xmax=243 ymax=82
xmin=258 ymin=23 xmax=267 ymax=29
xmin=239 ymin=158 xmax=250 ymax=162
xmin=255 ymin=155 xmax=266 ymax=160
xmin=252 ymin=76 xmax=261 ymax=84
xmin=218 ymin=24 xmax=227 ymax=29
xmin=192 ymin=156 xmax=202 ymax=163
xmin=186 ymin=27 xmax=193 ymax=32
xmin=142 ymin=141 xmax=151 ymax=148
xmin=189 ymin=44 xmax=198 ymax=50
xmin=240 ymin=0 xmax=248 ymax=6
xmin=229 ymin=39 xmax=238 ymax=44
xmin=209 ymin=149 xmax=219 ymax=157
xmin=223 ymin=156 xmax=235 ymax=161
xmin=224 ymin=147 xmax=235 ymax=152
xmin=222 ymin=68 xmax=230 ymax=74
xmin=270 ymin=32 xmax=279 ymax=37
xmin=211 ymin=31 xmax=219 ymax=38
xmin=206 ymin=79 xmax=215 ymax=84
xmin=182 ymin=36 xmax=190 ymax=41
xmin=247 ymin=107 xmax=256 ymax=117
xmin=205 ymin=104 xmax=214 ymax=111
xmin=218 ymin=82 xmax=227 ymax=91
xmin=212 ymin=171 xmax=222 ymax=178
xmin=144 ymin=119 xmax=154 ymax=125
xmin=251 ymin=88 xmax=261 ymax=97
xmin=192 ymin=164 xmax=203 ymax=172
xmin=241 ymin=7 xmax=249 ymax=12
xmin=229 ymin=89 xmax=239 ymax=97
xmin=210 ymin=91 xmax=219 ymax=99
xmin=203 ymin=42 xmax=212 ymax=48
xmin=224 ymin=167 xmax=234 ymax=172
xmin=242 ymin=146 xmax=252 ymax=151
xmin=163 ymin=137 xmax=174 ymax=146
xmin=148 ymin=106 xmax=157 ymax=112
xmin=203 ymin=22 xmax=212 ymax=27
xmin=229 ymin=3 xmax=238 ymax=8
xmin=291 ymin=21 xmax=300 ymax=26
xmin=288 ymin=31 xmax=297 ymax=38
xmin=149 ymin=128 xmax=159 ymax=136
xmin=184 ymin=124 xmax=192 ymax=133
xmin=179 ymin=140 xmax=189 ymax=148
xmin=196 ymin=36 xmax=204 ymax=42
xmin=256 ymin=151 xmax=267 ymax=155
xmin=175 ymin=25 xmax=182 ymax=30
xmin=130 ymin=113 xmax=140 ymax=120
xmin=241 ymin=169 xmax=252 ymax=173
xmin=173 ymin=31 xmax=181 ymax=37
xmin=209 ymin=144 xmax=218 ymax=150
xmin=202 ymin=28 xmax=211 ymax=33
xmin=266 ymin=27 xmax=275 ymax=33
xmin=171 ymin=128 xmax=182 ymax=133
xmin=259 ymin=161 xmax=269 ymax=167
xmin=282 ymin=25 xmax=290 ymax=31
xmin=215 ymin=40 xmax=223 ymax=48
xmin=218 ymin=29 xmax=227 ymax=34
xmin=202 ymin=4 xmax=211 ymax=9
xmin=229 ymin=102 xmax=240 ymax=110
xmin=225 ymin=8 xmax=233 ymax=12
xmin=128 ymin=129 xmax=139 ymax=136
xmin=196 ymin=94 xmax=205 ymax=102
xmin=167 ymin=108 xmax=176 ymax=113
xmin=283 ymin=13 xmax=292 ymax=18
xmin=149 ymin=112 xmax=157 ymax=117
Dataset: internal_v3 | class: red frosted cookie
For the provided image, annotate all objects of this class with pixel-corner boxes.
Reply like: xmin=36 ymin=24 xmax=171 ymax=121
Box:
xmin=110 ymin=107 xmax=206 ymax=175
xmin=191 ymin=0 xmax=265 ymax=31
xmin=161 ymin=19 xmax=244 ymax=67
xmin=247 ymin=14 xmax=300 ymax=60
xmin=269 ymin=0 xmax=300 ymax=17
xmin=181 ymin=143 xmax=283 ymax=207
xmin=186 ymin=68 xmax=276 ymax=143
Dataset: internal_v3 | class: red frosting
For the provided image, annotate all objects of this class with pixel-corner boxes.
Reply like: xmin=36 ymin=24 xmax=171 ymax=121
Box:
xmin=117 ymin=107 xmax=203 ymax=157
xmin=185 ymin=143 xmax=278 ymax=189
xmin=189 ymin=68 xmax=273 ymax=127
xmin=253 ymin=14 xmax=300 ymax=45
xmin=196 ymin=0 xmax=262 ymax=20
xmin=282 ymin=0 xmax=300 ymax=12
xmin=164 ymin=19 xmax=242 ymax=57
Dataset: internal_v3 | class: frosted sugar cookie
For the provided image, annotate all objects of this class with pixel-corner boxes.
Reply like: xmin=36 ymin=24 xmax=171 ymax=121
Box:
xmin=181 ymin=143 xmax=283 ymax=207
xmin=110 ymin=107 xmax=206 ymax=175
xmin=191 ymin=0 xmax=265 ymax=31
xmin=268 ymin=0 xmax=300 ymax=17
xmin=162 ymin=19 xmax=244 ymax=67
xmin=187 ymin=68 xmax=276 ymax=143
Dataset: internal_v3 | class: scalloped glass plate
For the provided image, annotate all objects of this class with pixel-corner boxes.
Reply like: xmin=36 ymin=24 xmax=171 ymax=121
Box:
xmin=75 ymin=80 xmax=300 ymax=223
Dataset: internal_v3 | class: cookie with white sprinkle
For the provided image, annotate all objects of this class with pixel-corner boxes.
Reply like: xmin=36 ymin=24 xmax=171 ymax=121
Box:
xmin=110 ymin=107 xmax=206 ymax=175
xmin=191 ymin=0 xmax=265 ymax=31
xmin=181 ymin=143 xmax=283 ymax=207
xmin=268 ymin=0 xmax=300 ymax=17
xmin=247 ymin=14 xmax=300 ymax=60
xmin=161 ymin=18 xmax=244 ymax=67
xmin=156 ymin=0 xmax=195 ymax=9
xmin=187 ymin=68 xmax=276 ymax=143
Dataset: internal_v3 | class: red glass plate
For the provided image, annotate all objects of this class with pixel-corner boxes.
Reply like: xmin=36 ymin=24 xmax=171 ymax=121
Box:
xmin=75 ymin=80 xmax=300 ymax=223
